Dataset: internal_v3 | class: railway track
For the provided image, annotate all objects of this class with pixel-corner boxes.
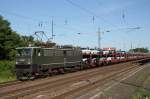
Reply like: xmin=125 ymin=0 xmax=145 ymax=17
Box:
xmin=28 ymin=64 xmax=140 ymax=99
xmin=0 ymin=63 xmax=129 ymax=97
xmin=0 ymin=59 xmax=144 ymax=88
xmin=0 ymin=61 xmax=142 ymax=99
xmin=53 ymin=64 xmax=144 ymax=99
xmin=51 ymin=64 xmax=141 ymax=99
xmin=74 ymin=65 xmax=147 ymax=99
xmin=0 ymin=80 xmax=21 ymax=88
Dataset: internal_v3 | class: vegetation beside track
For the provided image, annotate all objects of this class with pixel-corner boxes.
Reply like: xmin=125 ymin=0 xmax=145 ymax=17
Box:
xmin=130 ymin=88 xmax=150 ymax=99
xmin=0 ymin=61 xmax=16 ymax=83
xmin=130 ymin=74 xmax=150 ymax=99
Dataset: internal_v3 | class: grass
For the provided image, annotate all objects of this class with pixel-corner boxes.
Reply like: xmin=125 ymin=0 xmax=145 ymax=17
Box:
xmin=0 ymin=60 xmax=16 ymax=83
xmin=130 ymin=88 xmax=150 ymax=99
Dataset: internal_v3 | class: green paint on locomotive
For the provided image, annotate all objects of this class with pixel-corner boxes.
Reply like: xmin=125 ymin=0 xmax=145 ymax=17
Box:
xmin=16 ymin=46 xmax=82 ymax=67
xmin=15 ymin=46 xmax=82 ymax=79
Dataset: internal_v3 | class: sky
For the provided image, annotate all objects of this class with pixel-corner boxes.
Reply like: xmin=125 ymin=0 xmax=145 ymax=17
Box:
xmin=0 ymin=0 xmax=150 ymax=50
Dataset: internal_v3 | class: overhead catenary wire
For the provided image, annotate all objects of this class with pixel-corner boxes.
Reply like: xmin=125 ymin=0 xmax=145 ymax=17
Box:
xmin=1 ymin=3 xmax=139 ymax=48
xmin=0 ymin=9 xmax=40 ymax=34
xmin=65 ymin=0 xmax=116 ymax=27
xmin=0 ymin=8 xmax=108 ymax=34
xmin=0 ymin=9 xmax=39 ymax=22
xmin=96 ymin=0 xmax=102 ymax=6
xmin=0 ymin=9 xmax=83 ymax=37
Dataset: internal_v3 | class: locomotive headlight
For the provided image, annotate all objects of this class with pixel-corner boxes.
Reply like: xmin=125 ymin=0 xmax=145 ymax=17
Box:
xmin=16 ymin=61 xmax=18 ymax=64
xmin=27 ymin=59 xmax=31 ymax=64
xmin=27 ymin=61 xmax=31 ymax=64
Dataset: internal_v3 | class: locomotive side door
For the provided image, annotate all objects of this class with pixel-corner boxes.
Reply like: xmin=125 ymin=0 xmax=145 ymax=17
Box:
xmin=32 ymin=48 xmax=44 ymax=72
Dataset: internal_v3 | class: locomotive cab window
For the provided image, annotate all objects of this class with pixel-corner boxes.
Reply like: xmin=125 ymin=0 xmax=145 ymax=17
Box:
xmin=16 ymin=48 xmax=32 ymax=56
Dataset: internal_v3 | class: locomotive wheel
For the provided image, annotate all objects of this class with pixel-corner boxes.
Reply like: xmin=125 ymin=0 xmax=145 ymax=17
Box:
xmin=29 ymin=75 xmax=35 ymax=80
xmin=16 ymin=73 xmax=28 ymax=81
xmin=27 ymin=73 xmax=35 ymax=80
xmin=16 ymin=75 xmax=22 ymax=81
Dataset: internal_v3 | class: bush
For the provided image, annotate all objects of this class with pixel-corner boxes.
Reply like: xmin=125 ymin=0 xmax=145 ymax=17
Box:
xmin=0 ymin=60 xmax=16 ymax=82
xmin=130 ymin=88 xmax=150 ymax=99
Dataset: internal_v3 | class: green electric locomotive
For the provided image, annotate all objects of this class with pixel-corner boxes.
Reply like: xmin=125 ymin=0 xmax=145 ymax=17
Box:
xmin=15 ymin=45 xmax=82 ymax=80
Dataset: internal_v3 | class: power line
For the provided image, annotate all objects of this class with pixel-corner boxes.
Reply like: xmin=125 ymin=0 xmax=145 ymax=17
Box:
xmin=65 ymin=0 xmax=116 ymax=27
xmin=0 ymin=9 xmax=38 ymax=21
xmin=66 ymin=0 xmax=95 ymax=15
xmin=0 ymin=10 xmax=80 ymax=35
xmin=96 ymin=0 xmax=102 ymax=6
xmin=0 ymin=9 xmax=110 ymax=32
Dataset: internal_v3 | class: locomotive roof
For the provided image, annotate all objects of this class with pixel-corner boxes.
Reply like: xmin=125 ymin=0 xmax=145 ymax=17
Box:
xmin=16 ymin=47 xmax=41 ymax=49
xmin=43 ymin=47 xmax=77 ymax=50
xmin=16 ymin=46 xmax=80 ymax=50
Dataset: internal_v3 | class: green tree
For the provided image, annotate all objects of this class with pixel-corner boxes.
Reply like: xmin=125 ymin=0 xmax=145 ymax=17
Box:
xmin=0 ymin=16 xmax=22 ymax=60
xmin=20 ymin=35 xmax=34 ymax=46
xmin=129 ymin=48 xmax=149 ymax=53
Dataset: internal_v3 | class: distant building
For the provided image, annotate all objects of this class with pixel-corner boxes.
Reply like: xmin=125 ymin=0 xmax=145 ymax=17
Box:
xmin=103 ymin=47 xmax=116 ymax=51
xmin=103 ymin=47 xmax=116 ymax=54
